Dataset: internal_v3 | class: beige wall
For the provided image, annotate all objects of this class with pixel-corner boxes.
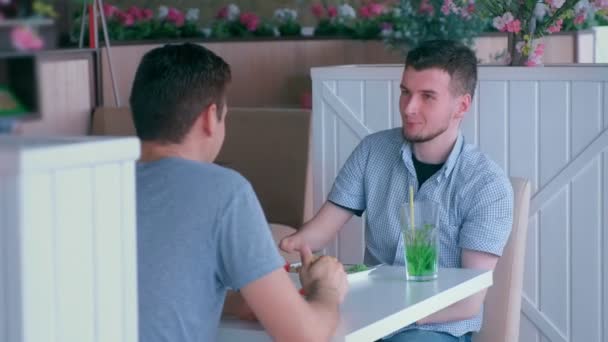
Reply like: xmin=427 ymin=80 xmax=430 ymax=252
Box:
xmin=100 ymin=34 xmax=580 ymax=109
xmin=100 ymin=40 xmax=403 ymax=108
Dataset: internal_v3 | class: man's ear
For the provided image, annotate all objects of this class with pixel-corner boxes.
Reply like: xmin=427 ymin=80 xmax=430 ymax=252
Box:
xmin=454 ymin=93 xmax=471 ymax=120
xmin=198 ymin=103 xmax=218 ymax=137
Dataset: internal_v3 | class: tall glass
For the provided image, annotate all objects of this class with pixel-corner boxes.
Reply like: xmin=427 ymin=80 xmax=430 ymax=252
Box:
xmin=400 ymin=201 xmax=439 ymax=281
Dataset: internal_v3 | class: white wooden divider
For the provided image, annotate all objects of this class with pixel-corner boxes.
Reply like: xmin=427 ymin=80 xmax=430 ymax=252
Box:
xmin=312 ymin=65 xmax=608 ymax=342
xmin=0 ymin=136 xmax=140 ymax=342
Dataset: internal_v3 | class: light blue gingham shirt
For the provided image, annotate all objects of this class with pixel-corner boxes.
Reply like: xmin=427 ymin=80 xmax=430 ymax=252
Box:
xmin=327 ymin=128 xmax=513 ymax=337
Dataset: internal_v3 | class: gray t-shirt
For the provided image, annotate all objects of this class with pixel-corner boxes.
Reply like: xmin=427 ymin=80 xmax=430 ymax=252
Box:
xmin=136 ymin=157 xmax=284 ymax=342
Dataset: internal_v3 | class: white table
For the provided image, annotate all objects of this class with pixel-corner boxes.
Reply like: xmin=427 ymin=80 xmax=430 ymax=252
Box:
xmin=218 ymin=266 xmax=492 ymax=342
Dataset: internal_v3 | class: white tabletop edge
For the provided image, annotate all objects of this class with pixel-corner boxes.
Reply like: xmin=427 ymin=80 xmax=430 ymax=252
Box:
xmin=344 ymin=270 xmax=493 ymax=342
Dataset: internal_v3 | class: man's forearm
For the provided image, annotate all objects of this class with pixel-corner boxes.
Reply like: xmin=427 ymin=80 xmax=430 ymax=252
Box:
xmin=298 ymin=202 xmax=354 ymax=251
xmin=416 ymin=291 xmax=486 ymax=325
xmin=298 ymin=221 xmax=338 ymax=252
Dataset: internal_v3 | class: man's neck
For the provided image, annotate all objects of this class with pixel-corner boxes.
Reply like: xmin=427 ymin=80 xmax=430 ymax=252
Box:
xmin=412 ymin=129 xmax=458 ymax=165
xmin=139 ymin=141 xmax=212 ymax=163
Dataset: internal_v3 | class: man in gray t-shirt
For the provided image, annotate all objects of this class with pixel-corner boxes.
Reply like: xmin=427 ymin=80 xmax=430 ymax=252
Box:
xmin=137 ymin=158 xmax=283 ymax=341
xmin=130 ymin=43 xmax=349 ymax=342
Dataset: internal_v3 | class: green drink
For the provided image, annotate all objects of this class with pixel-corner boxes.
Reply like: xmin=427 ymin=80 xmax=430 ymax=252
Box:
xmin=400 ymin=199 xmax=439 ymax=281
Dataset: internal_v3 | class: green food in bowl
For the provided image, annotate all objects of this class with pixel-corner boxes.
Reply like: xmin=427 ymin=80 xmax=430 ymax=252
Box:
xmin=345 ymin=264 xmax=369 ymax=274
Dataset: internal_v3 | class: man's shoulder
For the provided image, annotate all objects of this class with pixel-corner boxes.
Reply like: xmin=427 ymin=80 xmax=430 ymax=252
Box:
xmin=359 ymin=128 xmax=404 ymax=155
xmin=138 ymin=157 xmax=250 ymax=192
xmin=456 ymin=143 xmax=511 ymax=189
xmin=363 ymin=127 xmax=403 ymax=144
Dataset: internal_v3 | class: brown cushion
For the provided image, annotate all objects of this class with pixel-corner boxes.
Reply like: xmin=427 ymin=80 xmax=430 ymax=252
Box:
xmin=90 ymin=106 xmax=312 ymax=229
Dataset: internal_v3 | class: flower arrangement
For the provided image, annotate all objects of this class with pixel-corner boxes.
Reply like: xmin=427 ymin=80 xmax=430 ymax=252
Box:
xmin=477 ymin=0 xmax=608 ymax=65
xmin=384 ymin=0 xmax=489 ymax=56
xmin=210 ymin=3 xmax=274 ymax=39
xmin=352 ymin=2 xmax=391 ymax=39
xmin=154 ymin=6 xmax=201 ymax=38
xmin=311 ymin=3 xmax=357 ymax=36
xmin=274 ymin=8 xmax=301 ymax=36
xmin=72 ymin=4 xmax=203 ymax=43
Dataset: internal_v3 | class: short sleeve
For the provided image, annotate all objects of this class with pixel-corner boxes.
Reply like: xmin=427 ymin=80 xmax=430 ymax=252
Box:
xmin=327 ymin=137 xmax=370 ymax=213
xmin=459 ymin=177 xmax=514 ymax=256
xmin=217 ymin=181 xmax=284 ymax=290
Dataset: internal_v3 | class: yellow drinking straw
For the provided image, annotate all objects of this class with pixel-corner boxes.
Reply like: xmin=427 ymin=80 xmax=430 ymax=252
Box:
xmin=409 ymin=185 xmax=415 ymax=233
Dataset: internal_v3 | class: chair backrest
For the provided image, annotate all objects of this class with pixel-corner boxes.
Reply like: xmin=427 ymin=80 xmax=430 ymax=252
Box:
xmin=90 ymin=106 xmax=313 ymax=229
xmin=474 ymin=177 xmax=531 ymax=342
xmin=215 ymin=108 xmax=313 ymax=228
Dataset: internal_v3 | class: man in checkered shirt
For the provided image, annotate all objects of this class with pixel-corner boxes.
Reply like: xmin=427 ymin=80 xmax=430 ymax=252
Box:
xmin=281 ymin=39 xmax=513 ymax=342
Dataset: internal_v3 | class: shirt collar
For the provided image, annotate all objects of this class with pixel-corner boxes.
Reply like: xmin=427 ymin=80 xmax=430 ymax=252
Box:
xmin=400 ymin=132 xmax=464 ymax=179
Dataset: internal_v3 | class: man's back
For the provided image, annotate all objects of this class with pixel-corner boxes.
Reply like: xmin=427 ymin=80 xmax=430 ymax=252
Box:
xmin=136 ymin=157 xmax=283 ymax=342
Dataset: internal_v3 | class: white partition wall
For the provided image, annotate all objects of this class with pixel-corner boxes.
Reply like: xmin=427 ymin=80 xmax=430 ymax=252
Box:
xmin=311 ymin=65 xmax=608 ymax=342
xmin=0 ymin=136 xmax=140 ymax=342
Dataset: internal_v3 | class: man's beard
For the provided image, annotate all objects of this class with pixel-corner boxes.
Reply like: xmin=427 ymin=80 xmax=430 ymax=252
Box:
xmin=403 ymin=122 xmax=450 ymax=143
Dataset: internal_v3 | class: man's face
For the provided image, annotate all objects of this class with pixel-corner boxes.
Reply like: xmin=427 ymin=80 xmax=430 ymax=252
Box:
xmin=399 ymin=67 xmax=465 ymax=143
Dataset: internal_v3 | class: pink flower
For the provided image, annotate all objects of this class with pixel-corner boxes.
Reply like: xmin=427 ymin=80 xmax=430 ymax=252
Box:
xmin=359 ymin=6 xmax=371 ymax=18
xmin=240 ymin=13 xmax=259 ymax=32
xmin=493 ymin=12 xmax=521 ymax=33
xmin=126 ymin=6 xmax=143 ymax=21
xmin=216 ymin=6 xmax=229 ymax=19
xmin=142 ymin=8 xmax=154 ymax=21
xmin=311 ymin=3 xmax=324 ymax=18
xmin=103 ymin=4 xmax=119 ymax=19
xmin=418 ymin=0 xmax=435 ymax=15
xmin=467 ymin=3 xmax=475 ymax=14
xmin=525 ymin=60 xmax=539 ymax=67
xmin=534 ymin=43 xmax=545 ymax=57
xmin=546 ymin=18 xmax=563 ymax=33
xmin=117 ymin=12 xmax=135 ymax=26
xmin=441 ymin=0 xmax=453 ymax=15
xmin=369 ymin=3 xmax=384 ymax=16
xmin=10 ymin=26 xmax=44 ymax=51
xmin=506 ymin=19 xmax=521 ymax=33
xmin=595 ymin=0 xmax=608 ymax=9
xmin=167 ymin=7 xmax=185 ymax=27
xmin=574 ymin=13 xmax=586 ymax=25
xmin=327 ymin=6 xmax=338 ymax=18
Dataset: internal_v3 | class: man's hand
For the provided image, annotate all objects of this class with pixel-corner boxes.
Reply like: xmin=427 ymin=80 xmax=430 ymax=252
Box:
xmin=279 ymin=232 xmax=305 ymax=253
xmin=298 ymin=245 xmax=348 ymax=303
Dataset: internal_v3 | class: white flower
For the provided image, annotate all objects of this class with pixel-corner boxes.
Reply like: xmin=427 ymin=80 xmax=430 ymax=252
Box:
xmin=534 ymin=3 xmax=549 ymax=20
xmin=186 ymin=8 xmax=199 ymax=22
xmin=338 ymin=4 xmax=356 ymax=19
xmin=381 ymin=28 xmax=393 ymax=38
xmin=553 ymin=0 xmax=566 ymax=8
xmin=227 ymin=4 xmax=240 ymax=21
xmin=158 ymin=6 xmax=169 ymax=20
xmin=274 ymin=8 xmax=298 ymax=23
xmin=575 ymin=0 xmax=591 ymax=11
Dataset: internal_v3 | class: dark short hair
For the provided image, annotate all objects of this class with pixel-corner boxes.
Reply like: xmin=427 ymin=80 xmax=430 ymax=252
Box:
xmin=405 ymin=40 xmax=477 ymax=99
xmin=129 ymin=43 xmax=231 ymax=143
